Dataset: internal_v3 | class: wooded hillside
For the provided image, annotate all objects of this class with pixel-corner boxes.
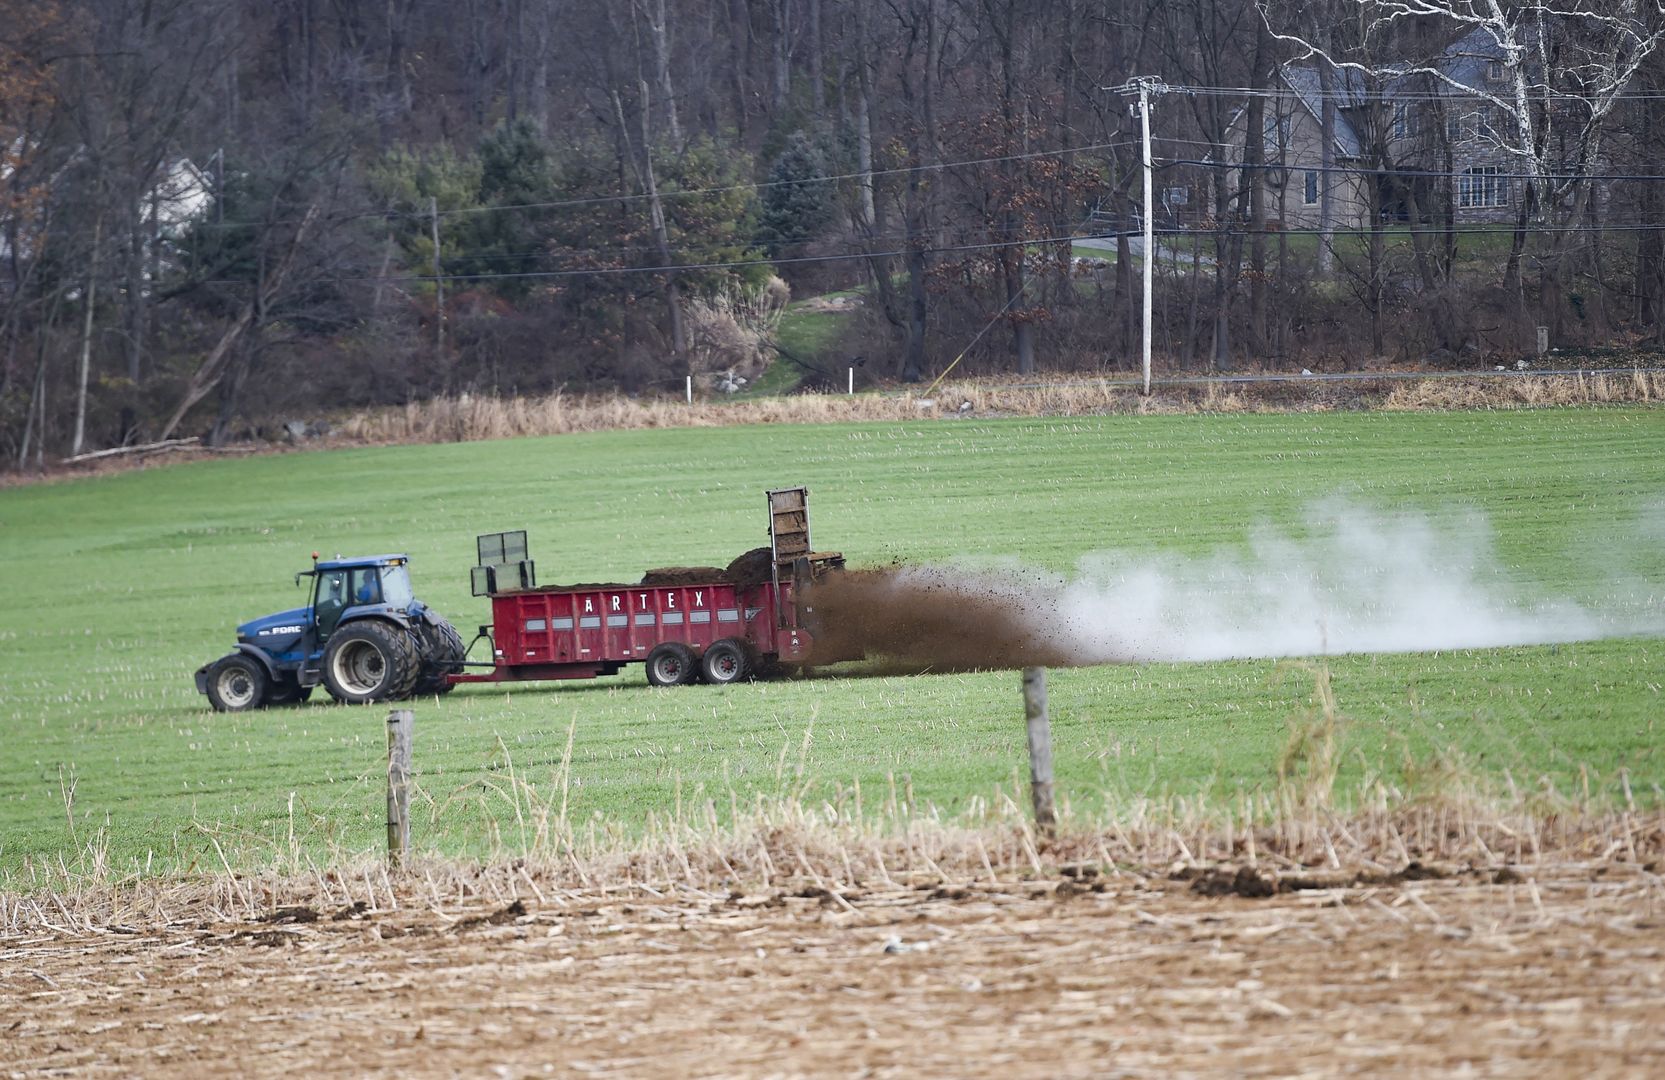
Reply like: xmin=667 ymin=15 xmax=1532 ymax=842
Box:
xmin=4 ymin=0 xmax=1663 ymax=465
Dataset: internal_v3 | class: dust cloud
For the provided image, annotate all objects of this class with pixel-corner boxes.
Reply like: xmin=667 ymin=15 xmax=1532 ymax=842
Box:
xmin=803 ymin=501 xmax=1665 ymax=670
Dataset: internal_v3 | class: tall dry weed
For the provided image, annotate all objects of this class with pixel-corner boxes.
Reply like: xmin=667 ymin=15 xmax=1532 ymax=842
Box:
xmin=328 ymin=372 xmax=1665 ymax=449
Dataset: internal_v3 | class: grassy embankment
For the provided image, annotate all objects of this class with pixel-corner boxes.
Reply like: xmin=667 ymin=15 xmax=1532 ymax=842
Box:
xmin=1 ymin=408 xmax=1662 ymax=876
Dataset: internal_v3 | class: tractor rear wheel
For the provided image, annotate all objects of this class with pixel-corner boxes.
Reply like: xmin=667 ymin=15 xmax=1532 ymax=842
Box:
xmin=413 ymin=615 xmax=466 ymax=697
xmin=207 ymin=655 xmax=268 ymax=712
xmin=323 ymin=621 xmax=420 ymax=705
xmin=645 ymin=642 xmax=696 ymax=686
xmin=700 ymin=639 xmax=750 ymax=685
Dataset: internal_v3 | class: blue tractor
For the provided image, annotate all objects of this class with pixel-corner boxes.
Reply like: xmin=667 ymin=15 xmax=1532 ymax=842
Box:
xmin=195 ymin=553 xmax=465 ymax=711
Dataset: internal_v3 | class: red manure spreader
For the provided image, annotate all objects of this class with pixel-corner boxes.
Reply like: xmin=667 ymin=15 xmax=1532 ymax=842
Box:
xmin=452 ymin=487 xmax=846 ymax=688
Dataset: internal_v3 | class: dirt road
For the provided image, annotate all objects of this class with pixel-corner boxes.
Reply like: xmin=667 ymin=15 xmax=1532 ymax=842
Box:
xmin=3 ymin=862 xmax=1661 ymax=1077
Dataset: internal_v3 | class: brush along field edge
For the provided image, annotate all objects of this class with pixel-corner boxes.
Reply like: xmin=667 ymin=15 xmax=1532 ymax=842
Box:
xmin=319 ymin=373 xmax=1665 ymax=446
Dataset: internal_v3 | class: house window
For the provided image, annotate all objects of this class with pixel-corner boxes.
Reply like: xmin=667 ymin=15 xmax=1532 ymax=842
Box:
xmin=1486 ymin=60 xmax=1506 ymax=84
xmin=1446 ymin=115 xmax=1463 ymax=142
xmin=1392 ymin=103 xmax=1409 ymax=139
xmin=1304 ymin=170 xmax=1319 ymax=205
xmin=1459 ymin=166 xmax=1510 ymax=208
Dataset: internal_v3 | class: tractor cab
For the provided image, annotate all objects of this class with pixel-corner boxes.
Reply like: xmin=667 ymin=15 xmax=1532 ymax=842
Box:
xmin=303 ymin=555 xmax=417 ymax=643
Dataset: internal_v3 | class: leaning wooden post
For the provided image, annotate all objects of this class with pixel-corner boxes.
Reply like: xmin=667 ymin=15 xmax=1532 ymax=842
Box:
xmin=386 ymin=709 xmax=413 ymax=868
xmin=1023 ymin=667 xmax=1056 ymax=836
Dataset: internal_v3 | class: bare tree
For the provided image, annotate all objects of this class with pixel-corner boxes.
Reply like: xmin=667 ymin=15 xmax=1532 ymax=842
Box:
xmin=1263 ymin=0 xmax=1665 ymax=342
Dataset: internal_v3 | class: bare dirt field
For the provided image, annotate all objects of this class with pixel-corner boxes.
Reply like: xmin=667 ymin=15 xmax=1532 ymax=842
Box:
xmin=4 ymin=859 xmax=1662 ymax=1078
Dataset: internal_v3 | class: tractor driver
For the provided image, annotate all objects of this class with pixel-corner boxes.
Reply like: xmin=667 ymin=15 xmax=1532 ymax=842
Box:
xmin=354 ymin=569 xmax=382 ymax=606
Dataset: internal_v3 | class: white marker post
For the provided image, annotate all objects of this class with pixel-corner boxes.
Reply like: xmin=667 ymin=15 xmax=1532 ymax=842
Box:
xmin=686 ymin=374 xmax=693 ymax=404
xmin=848 ymin=367 xmax=854 ymax=395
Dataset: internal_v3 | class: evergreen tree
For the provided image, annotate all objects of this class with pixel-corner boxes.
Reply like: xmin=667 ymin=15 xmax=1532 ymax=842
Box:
xmin=755 ymin=132 xmax=835 ymax=258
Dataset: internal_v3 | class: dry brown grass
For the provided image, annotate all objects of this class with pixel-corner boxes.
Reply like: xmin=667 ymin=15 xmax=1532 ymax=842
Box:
xmin=333 ymin=371 xmax=1665 ymax=447
xmin=1381 ymin=370 xmax=1663 ymax=410
xmin=3 ymin=800 xmax=1660 ymax=1078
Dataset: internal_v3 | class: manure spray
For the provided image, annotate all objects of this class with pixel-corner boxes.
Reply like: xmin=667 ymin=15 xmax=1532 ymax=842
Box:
xmin=803 ymin=501 xmax=1665 ymax=671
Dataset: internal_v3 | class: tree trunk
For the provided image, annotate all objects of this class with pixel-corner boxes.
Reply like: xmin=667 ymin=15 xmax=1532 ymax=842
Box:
xmin=1317 ymin=62 xmax=1336 ymax=278
xmin=1245 ymin=23 xmax=1269 ymax=360
xmin=771 ymin=0 xmax=790 ymax=112
xmin=617 ymin=87 xmax=687 ymax=375
xmin=1006 ymin=258 xmax=1035 ymax=375
xmin=726 ymin=0 xmax=751 ymax=140
xmin=1368 ymin=180 xmax=1384 ymax=359
xmin=72 ymin=213 xmax=104 ymax=458
xmin=807 ymin=0 xmax=824 ymax=114
xmin=159 ymin=205 xmax=320 ymax=440
xmin=645 ymin=0 xmax=682 ymax=146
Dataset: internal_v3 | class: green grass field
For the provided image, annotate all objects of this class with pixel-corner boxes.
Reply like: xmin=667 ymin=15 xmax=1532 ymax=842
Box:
xmin=3 ymin=408 xmax=1663 ymax=877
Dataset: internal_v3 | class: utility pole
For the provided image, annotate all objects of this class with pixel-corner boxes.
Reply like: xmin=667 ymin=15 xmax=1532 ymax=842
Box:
xmin=1108 ymin=78 xmax=1168 ymax=395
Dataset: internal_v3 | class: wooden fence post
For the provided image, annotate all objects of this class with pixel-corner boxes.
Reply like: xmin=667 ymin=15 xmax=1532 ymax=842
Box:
xmin=1023 ymin=667 xmax=1056 ymax=836
xmin=387 ymin=709 xmax=413 ymax=867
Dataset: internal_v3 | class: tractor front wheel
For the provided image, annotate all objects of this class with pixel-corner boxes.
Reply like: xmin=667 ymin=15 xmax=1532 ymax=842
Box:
xmin=207 ymin=654 xmax=269 ymax=712
xmin=323 ymin=621 xmax=420 ymax=705
xmin=700 ymin=639 xmax=751 ymax=686
xmin=645 ymin=642 xmax=697 ymax=686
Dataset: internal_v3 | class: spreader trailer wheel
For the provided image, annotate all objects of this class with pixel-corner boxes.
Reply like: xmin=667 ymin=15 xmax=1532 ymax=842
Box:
xmin=322 ymin=621 xmax=421 ymax=705
xmin=645 ymin=641 xmax=697 ymax=686
xmin=206 ymin=654 xmax=269 ymax=712
xmin=700 ymin=639 xmax=750 ymax=685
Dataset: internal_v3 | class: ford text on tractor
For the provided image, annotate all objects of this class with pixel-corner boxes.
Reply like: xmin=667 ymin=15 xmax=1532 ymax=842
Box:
xmin=195 ymin=554 xmax=465 ymax=711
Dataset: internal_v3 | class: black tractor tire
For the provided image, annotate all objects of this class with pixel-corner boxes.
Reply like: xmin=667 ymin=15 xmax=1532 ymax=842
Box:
xmin=645 ymin=642 xmax=697 ymax=686
xmin=264 ymin=674 xmax=314 ymax=706
xmin=700 ymin=639 xmax=751 ymax=686
xmin=412 ymin=615 xmax=467 ymax=697
xmin=322 ymin=621 xmax=421 ymax=705
xmin=207 ymin=654 xmax=269 ymax=712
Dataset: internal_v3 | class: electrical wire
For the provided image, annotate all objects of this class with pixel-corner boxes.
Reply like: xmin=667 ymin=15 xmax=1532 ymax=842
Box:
xmin=1143 ymin=82 xmax=1665 ymax=103
xmin=1163 ymin=157 xmax=1665 ymax=182
xmin=186 ymin=139 xmax=1138 ymax=234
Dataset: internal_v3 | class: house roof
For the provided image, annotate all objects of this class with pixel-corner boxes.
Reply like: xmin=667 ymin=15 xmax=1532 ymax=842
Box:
xmin=1279 ymin=66 xmax=1363 ymax=158
xmin=1278 ymin=28 xmax=1517 ymax=157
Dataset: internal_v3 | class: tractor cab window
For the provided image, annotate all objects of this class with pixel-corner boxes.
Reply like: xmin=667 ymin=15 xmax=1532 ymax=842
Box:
xmin=350 ymin=567 xmax=382 ymax=606
xmin=314 ymin=570 xmax=349 ymax=640
xmin=379 ymin=564 xmax=414 ymax=610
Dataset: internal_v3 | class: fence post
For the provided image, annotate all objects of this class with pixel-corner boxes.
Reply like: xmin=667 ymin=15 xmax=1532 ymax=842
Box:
xmin=1023 ymin=667 xmax=1056 ymax=836
xmin=386 ymin=709 xmax=413 ymax=868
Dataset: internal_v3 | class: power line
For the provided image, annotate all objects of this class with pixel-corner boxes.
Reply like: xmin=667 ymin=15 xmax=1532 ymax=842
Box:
xmin=186 ymin=139 xmax=1138 ymax=235
xmin=1164 ymin=157 xmax=1665 ymax=183
xmin=1156 ymin=82 xmax=1665 ymax=103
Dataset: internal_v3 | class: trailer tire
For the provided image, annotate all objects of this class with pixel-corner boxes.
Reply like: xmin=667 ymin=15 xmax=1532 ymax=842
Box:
xmin=413 ymin=616 xmax=466 ymax=697
xmin=207 ymin=654 xmax=269 ymax=712
xmin=646 ymin=642 xmax=697 ymax=686
xmin=700 ymin=639 xmax=750 ymax=685
xmin=323 ymin=620 xmax=421 ymax=705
